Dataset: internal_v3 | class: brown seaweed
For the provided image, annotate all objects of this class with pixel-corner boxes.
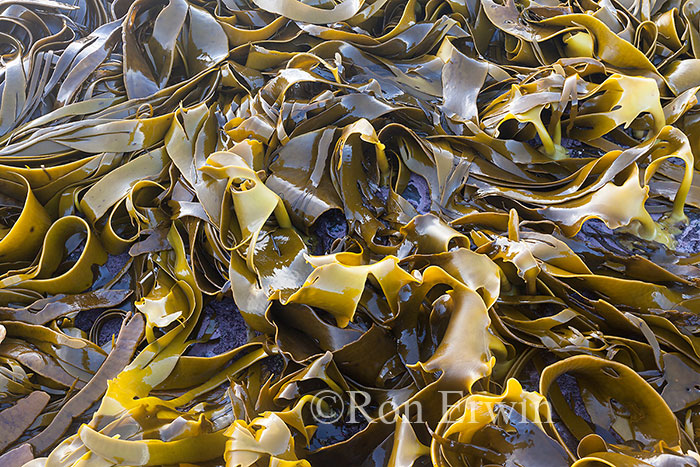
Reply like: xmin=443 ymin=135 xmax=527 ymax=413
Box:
xmin=0 ymin=0 xmax=698 ymax=466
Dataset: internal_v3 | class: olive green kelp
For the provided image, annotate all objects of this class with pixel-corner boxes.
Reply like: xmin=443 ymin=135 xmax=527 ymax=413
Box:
xmin=0 ymin=0 xmax=699 ymax=466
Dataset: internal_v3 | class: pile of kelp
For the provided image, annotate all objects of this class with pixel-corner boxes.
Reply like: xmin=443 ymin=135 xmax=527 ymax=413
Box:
xmin=1 ymin=0 xmax=700 ymax=465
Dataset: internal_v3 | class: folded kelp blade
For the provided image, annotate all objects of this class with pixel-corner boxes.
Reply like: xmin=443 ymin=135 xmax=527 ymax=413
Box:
xmin=0 ymin=289 xmax=132 ymax=326
xmin=431 ymin=379 xmax=571 ymax=466
xmin=250 ymin=0 xmax=367 ymax=24
xmin=0 ymin=313 xmax=142 ymax=464
xmin=224 ymin=399 xmax=314 ymax=467
xmin=215 ymin=236 xmax=507 ymax=464
xmin=539 ymin=356 xmax=687 ymax=458
xmin=0 ymin=216 xmax=108 ymax=296
xmin=27 ymin=312 xmax=144 ymax=454
xmin=122 ymin=0 xmax=229 ymax=99
xmin=10 ymin=226 xmax=268 ymax=466
xmin=0 ymin=173 xmax=52 ymax=265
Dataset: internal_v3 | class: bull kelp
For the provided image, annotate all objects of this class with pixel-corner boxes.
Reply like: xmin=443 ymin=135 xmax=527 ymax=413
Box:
xmin=0 ymin=0 xmax=700 ymax=465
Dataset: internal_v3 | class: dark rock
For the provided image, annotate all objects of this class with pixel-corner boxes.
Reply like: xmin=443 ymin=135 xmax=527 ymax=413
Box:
xmin=401 ymin=173 xmax=430 ymax=214
xmin=187 ymin=296 xmax=249 ymax=357
xmin=676 ymin=211 xmax=700 ymax=255
xmin=311 ymin=209 xmax=348 ymax=254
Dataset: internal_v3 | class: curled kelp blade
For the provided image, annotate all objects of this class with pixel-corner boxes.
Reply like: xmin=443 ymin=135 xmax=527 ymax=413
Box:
xmin=540 ymin=355 xmax=683 ymax=454
xmin=431 ymin=378 xmax=570 ymax=466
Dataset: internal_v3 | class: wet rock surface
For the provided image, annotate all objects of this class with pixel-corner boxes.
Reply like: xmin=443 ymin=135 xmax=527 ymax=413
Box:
xmin=188 ymin=296 xmax=249 ymax=357
xmin=402 ymin=173 xmax=431 ymax=214
xmin=676 ymin=210 xmax=700 ymax=255
xmin=312 ymin=209 xmax=348 ymax=254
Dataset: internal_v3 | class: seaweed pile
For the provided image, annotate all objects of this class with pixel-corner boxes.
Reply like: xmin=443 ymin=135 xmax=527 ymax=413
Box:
xmin=0 ymin=0 xmax=700 ymax=465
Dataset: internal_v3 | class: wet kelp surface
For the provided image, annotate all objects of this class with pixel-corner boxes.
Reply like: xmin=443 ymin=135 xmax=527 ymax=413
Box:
xmin=1 ymin=0 xmax=700 ymax=466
